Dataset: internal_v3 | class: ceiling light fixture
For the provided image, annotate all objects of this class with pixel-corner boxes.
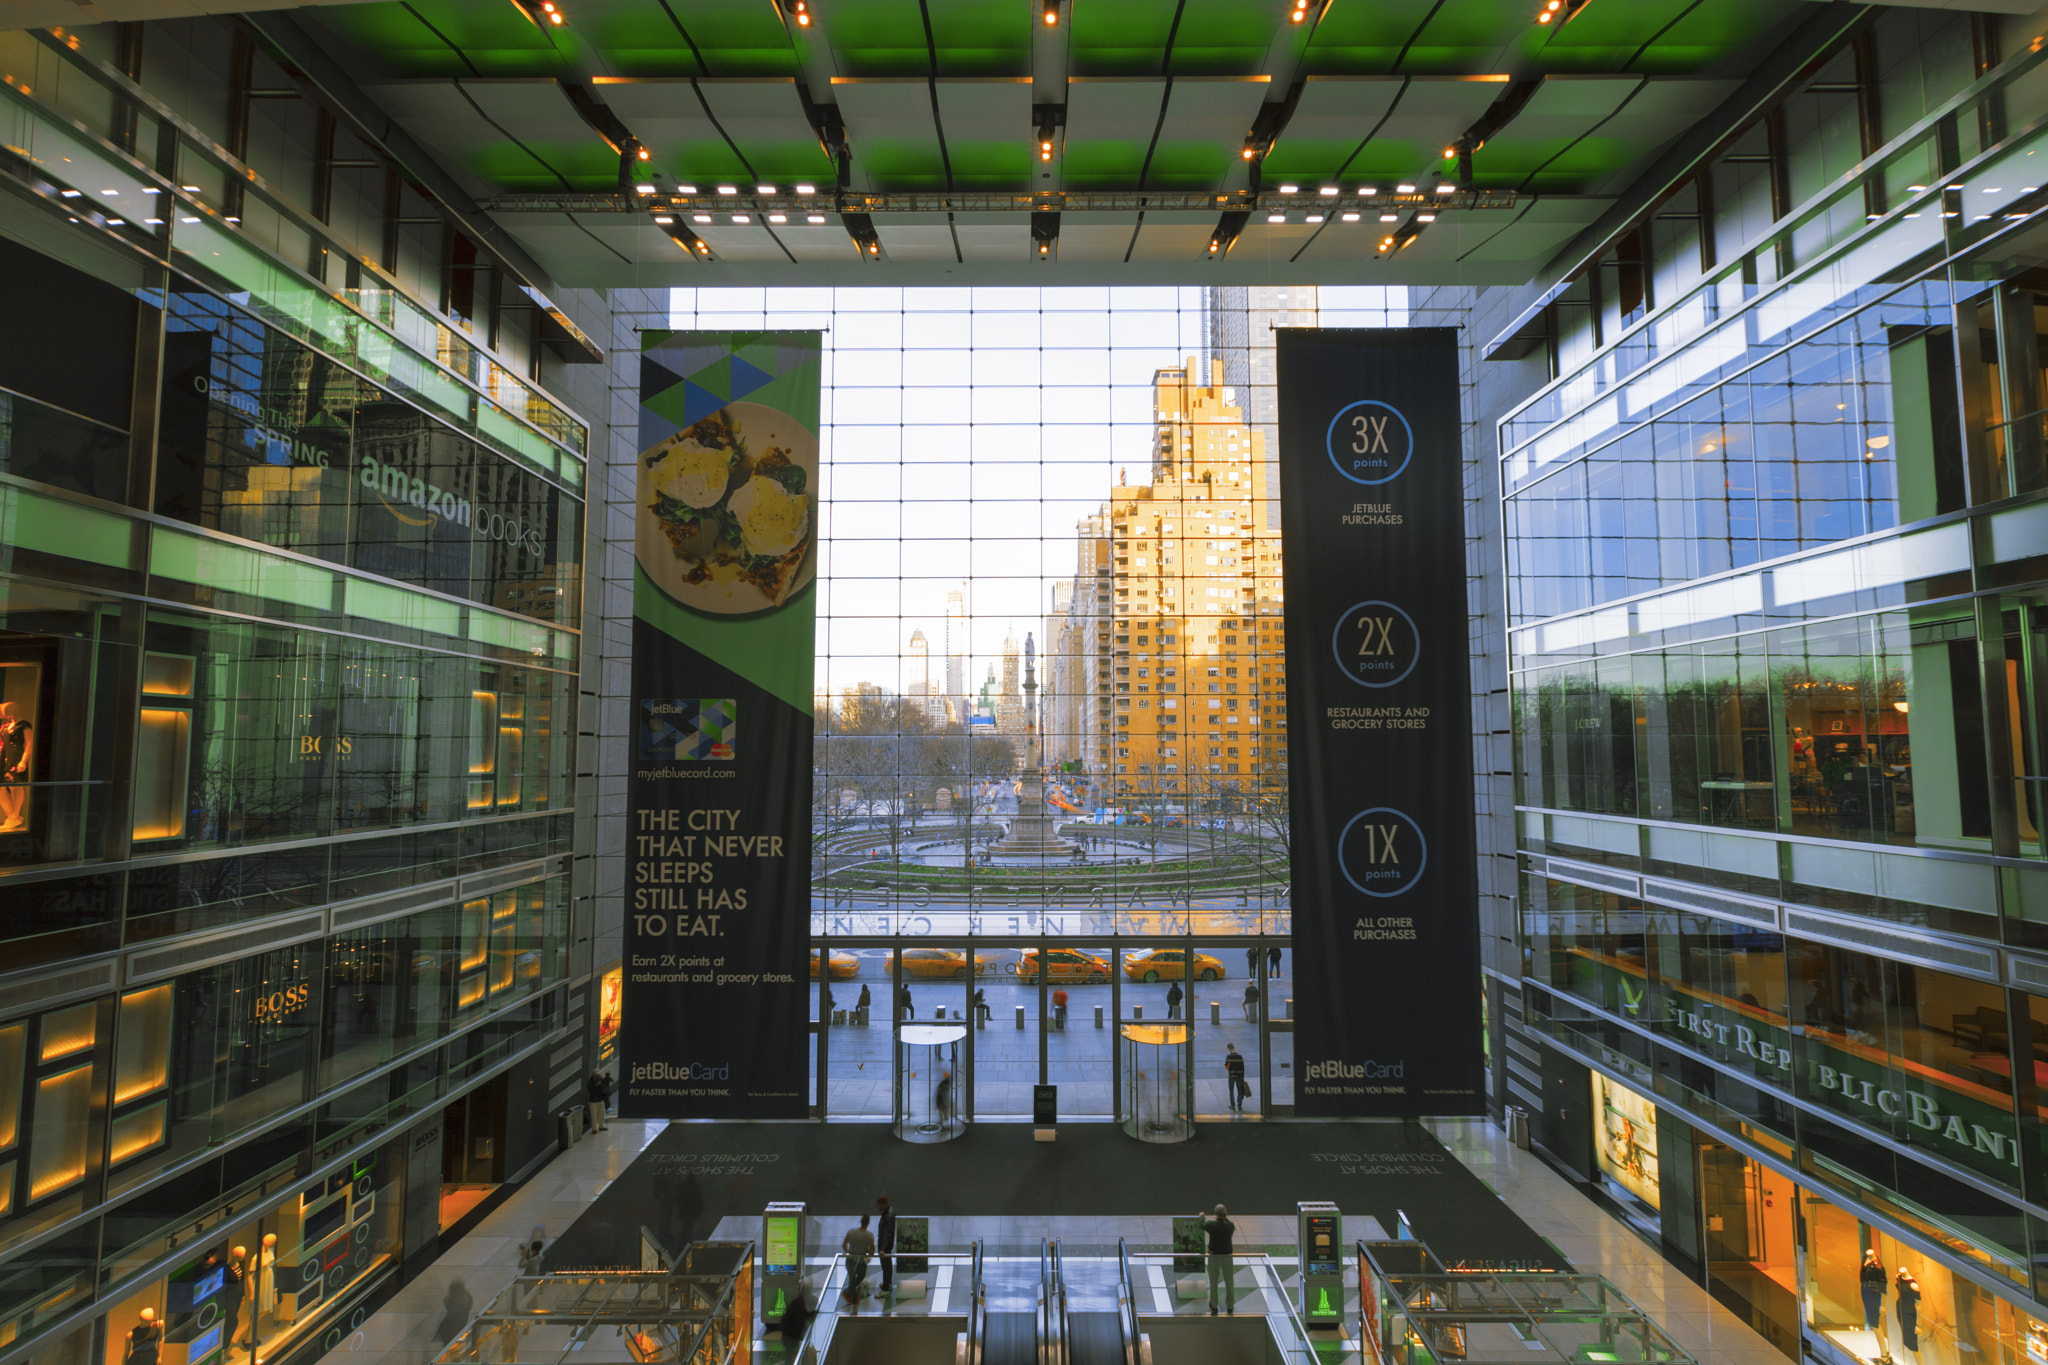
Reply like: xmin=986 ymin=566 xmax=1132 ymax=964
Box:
xmin=1242 ymin=145 xmax=1256 ymax=160
xmin=796 ymin=184 xmax=816 ymax=195
xmin=792 ymin=0 xmax=810 ymax=25
xmin=1042 ymin=0 xmax=1058 ymax=24
xmin=1318 ymin=185 xmax=1338 ymax=196
xmin=1358 ymin=186 xmax=1376 ymax=196
xmin=58 ymin=189 xmax=79 ymax=198
xmin=637 ymin=147 xmax=651 ymax=161
xmin=678 ymin=183 xmax=698 ymax=194
xmin=1291 ymin=0 xmax=1309 ymax=20
xmin=181 ymin=185 xmax=199 ymax=191
xmin=1436 ymin=183 xmax=1455 ymax=193
xmin=757 ymin=184 xmax=775 ymax=194
xmin=1417 ymin=212 xmax=1436 ymax=222
xmin=1379 ymin=213 xmax=1397 ymax=222
xmin=769 ymin=212 xmax=787 ymax=223
xmin=634 ymin=183 xmax=656 ymax=194
xmin=101 ymin=188 xmax=118 ymax=195
xmin=717 ymin=184 xmax=738 ymax=195
xmin=807 ymin=213 xmax=826 ymax=223
xmin=1396 ymin=182 xmax=1416 ymax=193
xmin=1267 ymin=213 xmax=1286 ymax=223
xmin=1306 ymin=213 xmax=1324 ymax=223
xmin=1279 ymin=184 xmax=1299 ymax=194
xmin=539 ymin=0 xmax=563 ymax=23
xmin=654 ymin=215 xmax=673 ymax=224
xmin=731 ymin=214 xmax=751 ymax=223
xmin=1341 ymin=211 xmax=1359 ymax=221
xmin=693 ymin=214 xmax=712 ymax=223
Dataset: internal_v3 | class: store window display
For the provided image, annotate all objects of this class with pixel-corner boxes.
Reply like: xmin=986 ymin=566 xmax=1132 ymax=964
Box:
xmin=1591 ymin=1073 xmax=1659 ymax=1238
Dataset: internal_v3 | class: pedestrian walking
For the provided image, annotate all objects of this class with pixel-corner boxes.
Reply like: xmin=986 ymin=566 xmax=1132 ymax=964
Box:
xmin=1053 ymin=988 xmax=1069 ymax=1031
xmin=1225 ymin=1044 xmax=1249 ymax=1111
xmin=841 ymin=1216 xmax=876 ymax=1308
xmin=432 ymin=1281 xmax=474 ymax=1356
xmin=876 ymin=1196 xmax=897 ymax=1295
xmin=1243 ymin=981 xmax=1260 ymax=1021
xmin=1246 ymin=946 xmax=1259 ymax=979
xmin=856 ymin=983 xmax=871 ymax=1024
xmin=934 ymin=1070 xmax=955 ymax=1126
xmin=1166 ymin=980 xmax=1183 ymax=1019
xmin=586 ymin=1071 xmax=610 ymax=1133
xmin=1268 ymin=946 xmax=1282 ymax=979
xmin=899 ymin=984 xmax=914 ymax=1020
xmin=1204 ymin=1204 xmax=1237 ymax=1314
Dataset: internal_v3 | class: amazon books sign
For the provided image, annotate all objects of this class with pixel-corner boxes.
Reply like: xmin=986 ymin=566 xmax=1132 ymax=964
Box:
xmin=619 ymin=332 xmax=821 ymax=1119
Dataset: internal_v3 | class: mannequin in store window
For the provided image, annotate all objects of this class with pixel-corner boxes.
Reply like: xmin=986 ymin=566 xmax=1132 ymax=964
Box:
xmin=124 ymin=1310 xmax=163 ymax=1365
xmin=223 ymin=1247 xmax=249 ymax=1350
xmin=257 ymin=1233 xmax=279 ymax=1321
xmin=1859 ymin=1249 xmax=1887 ymax=1348
xmin=1895 ymin=1267 xmax=1922 ymax=1353
xmin=0 ymin=701 xmax=32 ymax=832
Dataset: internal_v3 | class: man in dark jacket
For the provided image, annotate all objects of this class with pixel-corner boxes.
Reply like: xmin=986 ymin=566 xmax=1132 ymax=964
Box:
xmin=1166 ymin=980 xmax=1184 ymax=1019
xmin=876 ymin=1195 xmax=897 ymax=1295
xmin=587 ymin=1072 xmax=610 ymax=1133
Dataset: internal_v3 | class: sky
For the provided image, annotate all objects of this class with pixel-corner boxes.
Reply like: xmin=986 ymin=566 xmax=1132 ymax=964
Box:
xmin=668 ymin=286 xmax=1405 ymax=703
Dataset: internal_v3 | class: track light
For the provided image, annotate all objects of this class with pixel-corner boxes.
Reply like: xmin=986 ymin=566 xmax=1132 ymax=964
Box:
xmin=1043 ymin=0 xmax=1058 ymax=24
xmin=538 ymin=0 xmax=562 ymax=23
xmin=1291 ymin=0 xmax=1309 ymax=19
xmin=792 ymin=0 xmax=810 ymax=25
xmin=637 ymin=147 xmax=651 ymax=162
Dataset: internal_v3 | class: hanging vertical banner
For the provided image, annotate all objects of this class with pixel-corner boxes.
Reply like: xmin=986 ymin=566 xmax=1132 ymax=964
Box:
xmin=621 ymin=331 xmax=821 ymax=1119
xmin=1276 ymin=328 xmax=1483 ymax=1118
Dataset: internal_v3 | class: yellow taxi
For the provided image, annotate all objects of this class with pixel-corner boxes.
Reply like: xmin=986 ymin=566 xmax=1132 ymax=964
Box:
xmin=809 ymin=949 xmax=861 ymax=980
xmin=1122 ymin=948 xmax=1225 ymax=982
xmin=1014 ymin=947 xmax=1113 ymax=984
xmin=896 ymin=948 xmax=1001 ymax=979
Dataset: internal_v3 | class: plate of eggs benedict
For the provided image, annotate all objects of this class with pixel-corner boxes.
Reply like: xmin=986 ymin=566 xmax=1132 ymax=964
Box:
xmin=636 ymin=401 xmax=817 ymax=614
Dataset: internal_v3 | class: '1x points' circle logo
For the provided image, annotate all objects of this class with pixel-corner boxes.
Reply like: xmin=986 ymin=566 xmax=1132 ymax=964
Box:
xmin=1338 ymin=808 xmax=1427 ymax=898
xmin=1326 ymin=400 xmax=1414 ymax=485
xmin=1333 ymin=600 xmax=1419 ymax=687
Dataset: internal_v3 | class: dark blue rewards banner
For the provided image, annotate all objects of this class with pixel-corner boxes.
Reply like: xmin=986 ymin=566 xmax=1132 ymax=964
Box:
xmin=1276 ymin=328 xmax=1483 ymax=1118
xmin=621 ymin=331 xmax=820 ymax=1118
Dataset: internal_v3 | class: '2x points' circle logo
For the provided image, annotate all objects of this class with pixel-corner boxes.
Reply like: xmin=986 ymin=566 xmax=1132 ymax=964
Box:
xmin=1338 ymin=807 xmax=1427 ymax=898
xmin=1333 ymin=600 xmax=1419 ymax=687
xmin=1326 ymin=400 xmax=1414 ymax=485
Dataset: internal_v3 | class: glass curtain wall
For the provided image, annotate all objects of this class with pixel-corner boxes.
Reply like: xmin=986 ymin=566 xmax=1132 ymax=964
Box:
xmin=669 ymin=286 xmax=1402 ymax=1119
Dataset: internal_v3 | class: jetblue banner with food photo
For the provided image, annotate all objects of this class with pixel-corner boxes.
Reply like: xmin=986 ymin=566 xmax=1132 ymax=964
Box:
xmin=1275 ymin=328 xmax=1483 ymax=1118
xmin=622 ymin=331 xmax=820 ymax=1119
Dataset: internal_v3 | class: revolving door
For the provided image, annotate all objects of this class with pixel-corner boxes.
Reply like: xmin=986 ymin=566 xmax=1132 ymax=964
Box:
xmin=1118 ymin=1021 xmax=1193 ymax=1143
xmin=895 ymin=1023 xmax=967 ymax=1142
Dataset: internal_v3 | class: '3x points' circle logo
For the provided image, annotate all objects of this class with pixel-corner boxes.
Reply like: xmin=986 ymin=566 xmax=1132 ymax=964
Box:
xmin=1326 ymin=400 xmax=1414 ymax=485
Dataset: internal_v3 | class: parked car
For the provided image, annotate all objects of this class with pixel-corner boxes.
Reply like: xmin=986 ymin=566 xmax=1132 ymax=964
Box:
xmin=1014 ymin=947 xmax=1113 ymax=983
xmin=809 ymin=949 xmax=861 ymax=980
xmin=896 ymin=947 xmax=1001 ymax=979
xmin=1122 ymin=948 xmax=1225 ymax=982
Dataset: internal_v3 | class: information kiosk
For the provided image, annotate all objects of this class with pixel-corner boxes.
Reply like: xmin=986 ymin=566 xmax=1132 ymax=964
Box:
xmin=1297 ymin=1202 xmax=1344 ymax=1329
xmin=760 ymin=1202 xmax=806 ymax=1325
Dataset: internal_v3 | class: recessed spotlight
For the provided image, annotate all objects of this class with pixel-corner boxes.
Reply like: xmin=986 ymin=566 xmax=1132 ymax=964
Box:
xmin=637 ymin=147 xmax=650 ymax=161
xmin=768 ymin=213 xmax=787 ymax=223
xmin=1340 ymin=212 xmax=1359 ymax=222
xmin=654 ymin=215 xmax=674 ymax=224
xmin=807 ymin=214 xmax=827 ymax=223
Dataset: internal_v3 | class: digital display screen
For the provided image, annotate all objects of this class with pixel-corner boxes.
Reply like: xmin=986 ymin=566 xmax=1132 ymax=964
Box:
xmin=302 ymin=1198 xmax=346 ymax=1249
xmin=1305 ymin=1214 xmax=1340 ymax=1278
xmin=764 ymin=1217 xmax=799 ymax=1276
xmin=320 ymin=1232 xmax=352 ymax=1273
xmin=189 ymin=1324 xmax=222 ymax=1364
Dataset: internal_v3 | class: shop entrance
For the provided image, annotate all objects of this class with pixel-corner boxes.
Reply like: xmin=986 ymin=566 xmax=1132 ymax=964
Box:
xmin=1699 ymin=1144 xmax=1799 ymax=1359
xmin=438 ymin=1079 xmax=505 ymax=1231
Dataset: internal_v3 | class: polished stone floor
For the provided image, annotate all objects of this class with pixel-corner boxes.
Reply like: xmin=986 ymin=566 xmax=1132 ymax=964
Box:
xmin=315 ymin=1114 xmax=1789 ymax=1365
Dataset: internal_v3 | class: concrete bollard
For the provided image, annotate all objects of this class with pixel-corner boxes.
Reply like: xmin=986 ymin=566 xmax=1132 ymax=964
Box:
xmin=1015 ymin=1004 xmax=1026 ymax=1030
xmin=1210 ymin=999 xmax=1221 ymax=1025
xmin=1286 ymin=997 xmax=1294 ymax=1019
xmin=1095 ymin=1005 xmax=1105 ymax=1029
xmin=1133 ymin=1005 xmax=1142 ymax=1020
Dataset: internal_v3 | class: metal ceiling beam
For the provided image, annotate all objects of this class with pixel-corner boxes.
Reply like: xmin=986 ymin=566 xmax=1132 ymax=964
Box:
xmin=479 ymin=188 xmax=1521 ymax=215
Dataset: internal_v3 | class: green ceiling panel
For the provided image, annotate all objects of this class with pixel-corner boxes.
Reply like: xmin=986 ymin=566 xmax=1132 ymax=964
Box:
xmin=944 ymin=141 xmax=1032 ymax=190
xmin=1069 ymin=0 xmax=1182 ymax=76
xmin=1061 ymin=139 xmax=1150 ymax=189
xmin=927 ymin=0 xmax=1032 ymax=76
xmin=1144 ymin=143 xmax=1234 ymax=190
xmin=474 ymin=141 xmax=617 ymax=190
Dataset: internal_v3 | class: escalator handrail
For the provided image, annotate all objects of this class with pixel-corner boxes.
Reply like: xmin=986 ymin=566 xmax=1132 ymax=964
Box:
xmin=970 ymin=1240 xmax=986 ymax=1365
xmin=1116 ymin=1238 xmax=1141 ymax=1365
xmin=1053 ymin=1239 xmax=1071 ymax=1365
